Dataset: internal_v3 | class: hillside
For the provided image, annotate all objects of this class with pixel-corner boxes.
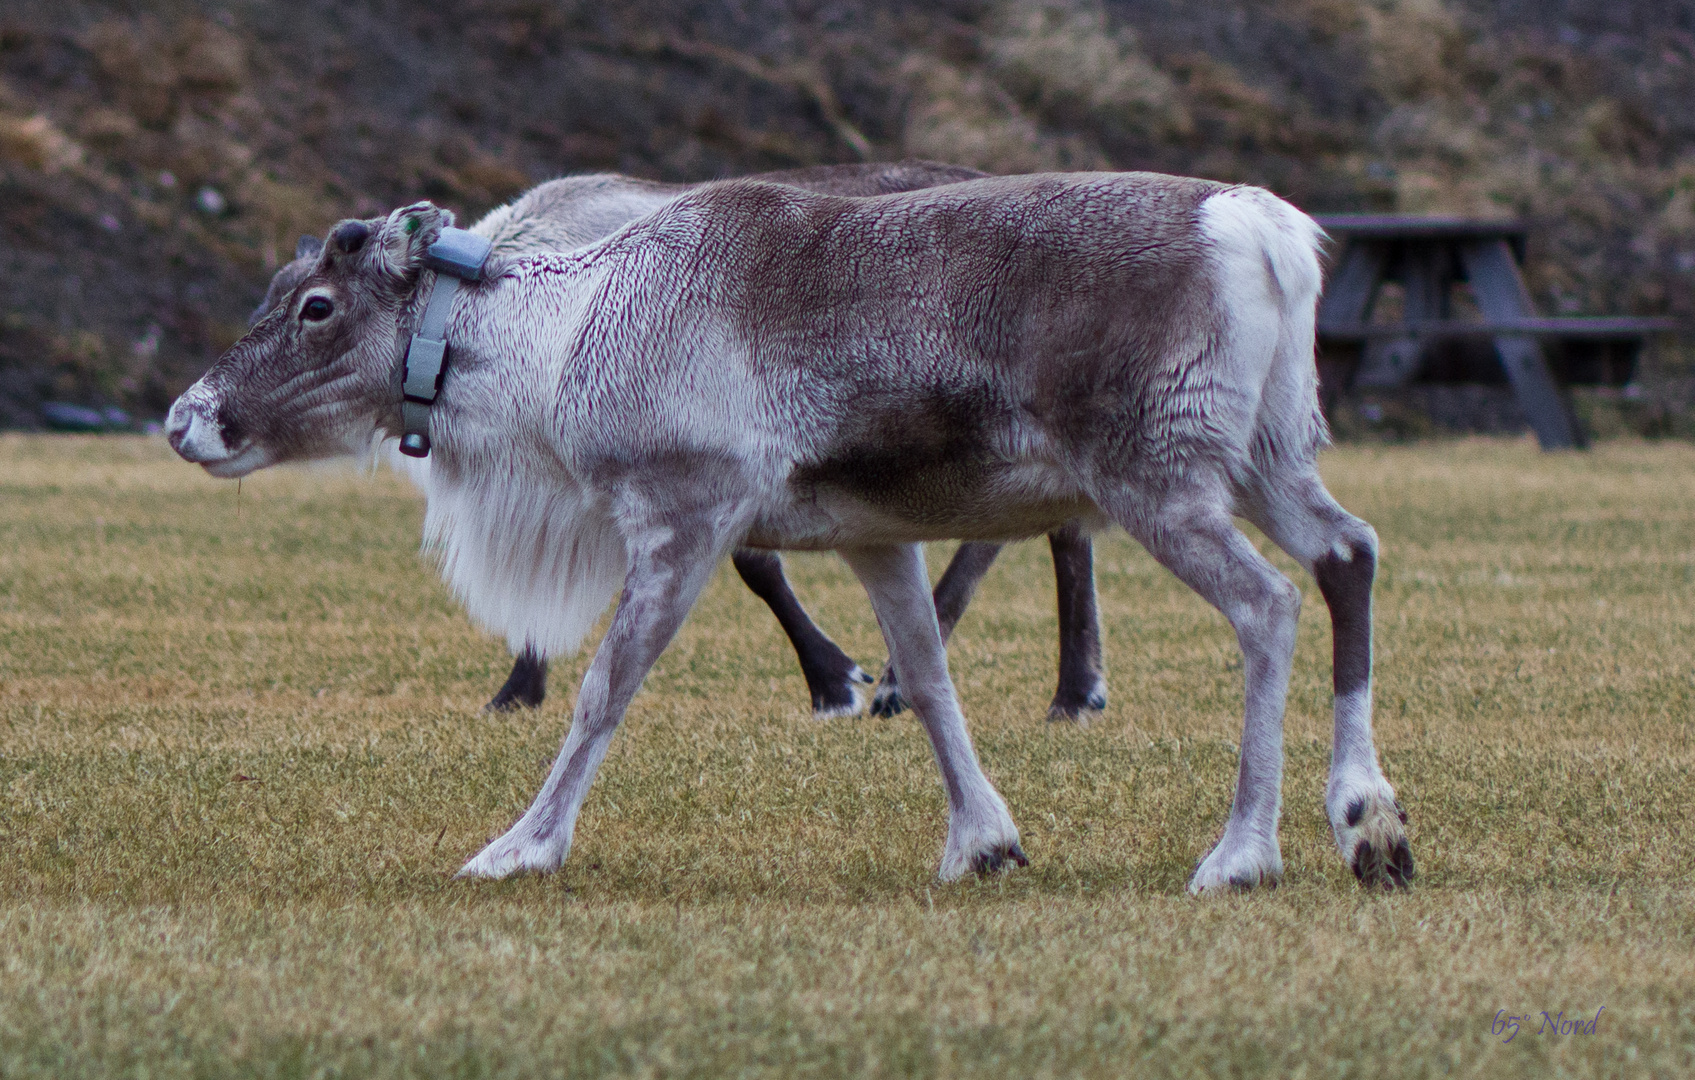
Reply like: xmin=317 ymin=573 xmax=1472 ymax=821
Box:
xmin=3 ymin=0 xmax=1693 ymax=428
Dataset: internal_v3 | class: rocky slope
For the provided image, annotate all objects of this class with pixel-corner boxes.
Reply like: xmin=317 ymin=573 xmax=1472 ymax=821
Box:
xmin=3 ymin=0 xmax=1692 ymax=429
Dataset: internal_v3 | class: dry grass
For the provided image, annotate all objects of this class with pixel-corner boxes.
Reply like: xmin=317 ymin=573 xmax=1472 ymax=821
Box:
xmin=1 ymin=432 xmax=1692 ymax=1078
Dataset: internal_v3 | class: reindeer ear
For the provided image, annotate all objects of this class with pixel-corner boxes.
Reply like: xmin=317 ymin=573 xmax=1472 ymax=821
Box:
xmin=328 ymin=221 xmax=369 ymax=255
xmin=371 ymin=202 xmax=457 ymax=278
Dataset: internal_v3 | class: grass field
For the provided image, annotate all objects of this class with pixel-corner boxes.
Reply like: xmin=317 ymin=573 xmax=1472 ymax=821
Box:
xmin=1 ymin=433 xmax=1692 ymax=1078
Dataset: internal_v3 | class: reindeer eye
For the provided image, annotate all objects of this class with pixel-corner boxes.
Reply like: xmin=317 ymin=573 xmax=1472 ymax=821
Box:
xmin=301 ymin=297 xmax=334 ymax=321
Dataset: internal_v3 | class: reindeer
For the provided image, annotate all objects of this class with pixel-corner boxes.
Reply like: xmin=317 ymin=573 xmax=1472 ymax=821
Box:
xmin=167 ymin=172 xmax=1413 ymax=892
xmin=251 ymin=163 xmax=1108 ymax=722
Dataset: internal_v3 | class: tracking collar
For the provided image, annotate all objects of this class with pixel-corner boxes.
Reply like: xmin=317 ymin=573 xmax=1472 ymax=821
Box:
xmin=395 ymin=226 xmax=493 ymax=458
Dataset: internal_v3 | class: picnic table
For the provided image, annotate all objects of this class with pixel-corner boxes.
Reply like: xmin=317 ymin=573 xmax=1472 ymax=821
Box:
xmin=1311 ymin=215 xmax=1680 ymax=449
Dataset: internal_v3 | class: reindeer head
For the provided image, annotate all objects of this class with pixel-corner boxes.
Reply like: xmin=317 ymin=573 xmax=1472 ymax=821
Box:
xmin=167 ymin=202 xmax=454 ymax=477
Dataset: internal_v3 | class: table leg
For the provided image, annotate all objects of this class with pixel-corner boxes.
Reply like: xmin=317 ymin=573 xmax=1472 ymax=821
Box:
xmin=1460 ymin=239 xmax=1586 ymax=449
xmin=1357 ymin=243 xmax=1445 ymax=388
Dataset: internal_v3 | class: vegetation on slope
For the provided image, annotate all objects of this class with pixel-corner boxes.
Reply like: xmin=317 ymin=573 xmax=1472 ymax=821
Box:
xmin=2 ymin=1 xmax=1694 ymax=424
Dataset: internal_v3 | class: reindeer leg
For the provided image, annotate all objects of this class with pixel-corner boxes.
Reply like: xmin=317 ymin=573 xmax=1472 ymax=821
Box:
xmin=871 ymin=541 xmax=1002 ymax=717
xmin=1242 ymin=468 xmax=1412 ymax=891
xmin=458 ymin=512 xmax=734 ymax=879
xmin=841 ymin=543 xmax=1025 ymax=879
xmin=485 ymin=646 xmax=548 ymax=712
xmin=731 ymin=548 xmax=872 ymax=718
xmin=1107 ymin=477 xmax=1296 ymax=893
xmin=1047 ymin=523 xmax=1107 ymax=722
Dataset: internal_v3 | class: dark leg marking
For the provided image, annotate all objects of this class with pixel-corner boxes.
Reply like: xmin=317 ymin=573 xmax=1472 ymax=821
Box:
xmin=732 ymin=548 xmax=871 ymax=715
xmin=486 ymin=647 xmax=549 ymax=712
xmin=1345 ymin=798 xmax=1365 ymax=828
xmin=1047 ymin=524 xmax=1106 ymax=721
xmin=1313 ymin=542 xmax=1375 ymax=704
xmin=871 ymin=542 xmax=1003 ymax=717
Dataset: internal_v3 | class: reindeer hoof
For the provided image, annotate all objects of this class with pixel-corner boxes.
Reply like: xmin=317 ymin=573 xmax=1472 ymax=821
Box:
xmin=455 ymin=818 xmax=567 ymax=879
xmin=970 ymin=842 xmax=1029 ymax=877
xmin=456 ymin=845 xmax=543 ymax=880
xmin=870 ymin=682 xmax=908 ymax=718
xmin=1188 ymin=832 xmax=1284 ymax=895
xmin=939 ymin=809 xmax=1025 ymax=881
xmin=484 ymin=653 xmax=548 ymax=712
xmin=1047 ymin=687 xmax=1107 ymax=723
xmin=1189 ymin=863 xmax=1283 ymax=895
xmin=810 ymin=665 xmax=874 ymax=719
xmin=484 ymin=687 xmax=542 ymax=712
xmin=1334 ymin=791 xmax=1414 ymax=891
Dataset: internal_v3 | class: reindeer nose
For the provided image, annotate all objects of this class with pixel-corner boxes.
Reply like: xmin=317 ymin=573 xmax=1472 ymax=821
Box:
xmin=165 ymin=399 xmax=230 ymax=463
xmin=165 ymin=402 xmax=195 ymax=453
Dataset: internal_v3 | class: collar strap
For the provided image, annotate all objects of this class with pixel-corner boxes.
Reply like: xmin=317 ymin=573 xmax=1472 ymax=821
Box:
xmin=396 ymin=227 xmax=493 ymax=458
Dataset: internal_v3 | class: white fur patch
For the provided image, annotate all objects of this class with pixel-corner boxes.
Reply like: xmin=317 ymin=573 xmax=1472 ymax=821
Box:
xmin=380 ymin=438 xmax=432 ymax=492
xmin=1197 ymin=187 xmax=1328 ymax=475
xmin=422 ymin=471 xmax=627 ymax=658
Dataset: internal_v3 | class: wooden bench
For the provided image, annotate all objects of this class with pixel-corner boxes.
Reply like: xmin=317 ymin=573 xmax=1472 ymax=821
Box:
xmin=1312 ymin=215 xmax=1681 ymax=449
